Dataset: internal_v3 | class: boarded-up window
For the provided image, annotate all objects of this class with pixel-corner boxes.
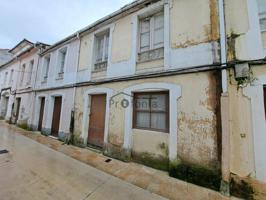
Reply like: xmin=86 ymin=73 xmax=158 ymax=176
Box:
xmin=133 ymin=91 xmax=169 ymax=132
xmin=139 ymin=12 xmax=164 ymax=52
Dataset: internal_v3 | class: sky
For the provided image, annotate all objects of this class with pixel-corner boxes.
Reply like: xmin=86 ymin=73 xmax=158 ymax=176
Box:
xmin=0 ymin=0 xmax=133 ymax=49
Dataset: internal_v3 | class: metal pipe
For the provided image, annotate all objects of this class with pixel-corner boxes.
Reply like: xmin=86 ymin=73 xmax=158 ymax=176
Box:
xmin=219 ymin=0 xmax=228 ymax=93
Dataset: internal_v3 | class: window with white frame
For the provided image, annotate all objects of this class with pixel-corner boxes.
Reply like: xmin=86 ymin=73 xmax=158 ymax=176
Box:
xmin=94 ymin=30 xmax=110 ymax=71
xmin=58 ymin=48 xmax=67 ymax=76
xmin=4 ymin=72 xmax=8 ymax=86
xmin=9 ymin=69 xmax=14 ymax=85
xmin=20 ymin=64 xmax=25 ymax=85
xmin=133 ymin=91 xmax=169 ymax=132
xmin=27 ymin=60 xmax=34 ymax=85
xmin=43 ymin=55 xmax=50 ymax=81
xmin=257 ymin=0 xmax=266 ymax=48
xmin=258 ymin=0 xmax=266 ymax=31
xmin=138 ymin=11 xmax=164 ymax=62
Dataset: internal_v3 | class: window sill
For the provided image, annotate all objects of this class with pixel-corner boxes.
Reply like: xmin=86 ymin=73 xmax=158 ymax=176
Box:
xmin=137 ymin=56 xmax=164 ymax=64
xmin=94 ymin=61 xmax=107 ymax=72
xmin=56 ymin=77 xmax=64 ymax=80
xmin=133 ymin=127 xmax=169 ymax=134
xmin=92 ymin=69 xmax=107 ymax=73
xmin=137 ymin=47 xmax=164 ymax=63
xmin=56 ymin=73 xmax=64 ymax=80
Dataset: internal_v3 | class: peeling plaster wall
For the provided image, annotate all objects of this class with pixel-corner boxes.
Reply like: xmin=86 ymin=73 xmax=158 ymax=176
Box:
xmin=228 ymin=65 xmax=266 ymax=182
xmin=111 ymin=15 xmax=132 ymax=63
xmin=170 ymin=0 xmax=219 ymax=48
xmin=74 ymin=71 xmax=220 ymax=169
xmin=225 ymin=0 xmax=264 ymax=60
xmin=32 ymin=88 xmax=74 ymax=137
xmin=227 ymin=71 xmax=255 ymax=177
xmin=16 ymin=92 xmax=34 ymax=126
xmin=76 ymin=0 xmax=220 ymax=83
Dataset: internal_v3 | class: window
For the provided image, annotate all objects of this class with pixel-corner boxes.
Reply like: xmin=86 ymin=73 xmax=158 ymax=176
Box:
xmin=94 ymin=30 xmax=110 ymax=71
xmin=257 ymin=0 xmax=266 ymax=47
xmin=138 ymin=11 xmax=164 ymax=62
xmin=43 ymin=55 xmax=50 ymax=81
xmin=58 ymin=48 xmax=67 ymax=75
xmin=20 ymin=64 xmax=25 ymax=85
xmin=27 ymin=60 xmax=34 ymax=85
xmin=4 ymin=72 xmax=8 ymax=85
xmin=133 ymin=91 xmax=169 ymax=132
xmin=9 ymin=69 xmax=14 ymax=85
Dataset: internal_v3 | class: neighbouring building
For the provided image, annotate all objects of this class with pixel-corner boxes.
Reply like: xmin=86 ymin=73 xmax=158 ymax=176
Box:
xmin=0 ymin=39 xmax=49 ymax=126
xmin=0 ymin=49 xmax=12 ymax=66
xmin=30 ymin=36 xmax=80 ymax=139
xmin=219 ymin=0 xmax=266 ymax=198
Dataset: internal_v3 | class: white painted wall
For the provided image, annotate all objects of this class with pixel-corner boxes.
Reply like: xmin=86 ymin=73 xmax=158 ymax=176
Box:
xmin=243 ymin=74 xmax=266 ymax=182
xmin=35 ymin=39 xmax=80 ymax=89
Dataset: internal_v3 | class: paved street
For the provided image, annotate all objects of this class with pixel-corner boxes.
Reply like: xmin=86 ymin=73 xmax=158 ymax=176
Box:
xmin=0 ymin=124 xmax=166 ymax=200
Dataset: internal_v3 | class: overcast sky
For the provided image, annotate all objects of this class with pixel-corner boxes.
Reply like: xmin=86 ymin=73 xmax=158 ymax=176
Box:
xmin=0 ymin=0 xmax=133 ymax=49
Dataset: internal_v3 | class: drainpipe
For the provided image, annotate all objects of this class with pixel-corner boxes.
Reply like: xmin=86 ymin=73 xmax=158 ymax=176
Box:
xmin=218 ymin=0 xmax=230 ymax=196
xmin=219 ymin=0 xmax=228 ymax=93
xmin=30 ymin=47 xmax=42 ymax=130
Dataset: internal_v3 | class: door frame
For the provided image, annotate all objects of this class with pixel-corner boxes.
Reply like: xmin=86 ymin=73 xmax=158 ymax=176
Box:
xmin=81 ymin=88 xmax=113 ymax=145
xmin=51 ymin=96 xmax=62 ymax=136
xmin=38 ymin=97 xmax=45 ymax=131
xmin=0 ymin=94 xmax=9 ymax=118
xmin=34 ymin=95 xmax=48 ymax=130
xmin=14 ymin=97 xmax=21 ymax=124
xmin=47 ymin=93 xmax=65 ymax=136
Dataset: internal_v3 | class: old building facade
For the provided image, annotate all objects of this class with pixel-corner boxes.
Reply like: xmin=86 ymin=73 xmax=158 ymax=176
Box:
xmin=0 ymin=39 xmax=49 ymax=126
xmin=0 ymin=0 xmax=266 ymax=198
xmin=73 ymin=0 xmax=222 ymax=191
xmin=30 ymin=37 xmax=80 ymax=139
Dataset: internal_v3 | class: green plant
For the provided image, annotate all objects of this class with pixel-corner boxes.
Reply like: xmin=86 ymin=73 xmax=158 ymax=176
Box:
xmin=236 ymin=69 xmax=257 ymax=90
xmin=230 ymin=178 xmax=254 ymax=200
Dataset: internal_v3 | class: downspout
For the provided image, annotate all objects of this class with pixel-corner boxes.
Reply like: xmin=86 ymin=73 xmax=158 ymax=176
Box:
xmin=218 ymin=0 xmax=230 ymax=196
xmin=219 ymin=0 xmax=228 ymax=93
xmin=67 ymin=32 xmax=80 ymax=143
xmin=30 ymin=47 xmax=42 ymax=130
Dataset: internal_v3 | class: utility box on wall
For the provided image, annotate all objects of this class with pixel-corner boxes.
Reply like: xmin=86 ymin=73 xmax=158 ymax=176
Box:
xmin=235 ymin=63 xmax=250 ymax=79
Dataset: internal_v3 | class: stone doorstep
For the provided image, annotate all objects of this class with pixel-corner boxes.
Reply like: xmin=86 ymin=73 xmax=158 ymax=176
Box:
xmin=0 ymin=121 xmax=239 ymax=200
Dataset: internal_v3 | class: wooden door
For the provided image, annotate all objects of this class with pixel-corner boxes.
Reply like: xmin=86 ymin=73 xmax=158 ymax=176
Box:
xmin=88 ymin=94 xmax=106 ymax=148
xmin=38 ymin=98 xmax=45 ymax=131
xmin=51 ymin=97 xmax=62 ymax=137
xmin=15 ymin=98 xmax=21 ymax=124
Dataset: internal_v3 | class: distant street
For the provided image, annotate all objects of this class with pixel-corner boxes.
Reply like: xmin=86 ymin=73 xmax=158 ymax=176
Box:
xmin=0 ymin=124 xmax=166 ymax=200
